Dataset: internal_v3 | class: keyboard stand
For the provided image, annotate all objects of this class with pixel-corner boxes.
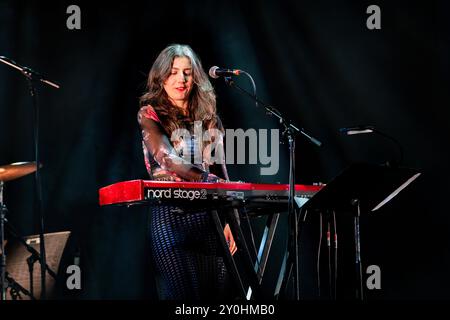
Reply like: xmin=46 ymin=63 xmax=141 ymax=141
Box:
xmin=211 ymin=206 xmax=281 ymax=300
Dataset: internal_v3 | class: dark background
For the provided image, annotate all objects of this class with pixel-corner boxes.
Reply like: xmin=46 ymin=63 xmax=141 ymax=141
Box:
xmin=1 ymin=0 xmax=449 ymax=300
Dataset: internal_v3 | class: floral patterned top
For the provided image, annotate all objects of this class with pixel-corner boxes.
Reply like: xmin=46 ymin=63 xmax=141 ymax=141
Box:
xmin=137 ymin=105 xmax=229 ymax=182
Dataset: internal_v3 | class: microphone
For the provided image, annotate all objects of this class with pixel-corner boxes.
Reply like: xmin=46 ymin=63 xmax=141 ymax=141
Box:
xmin=340 ymin=125 xmax=404 ymax=167
xmin=208 ymin=66 xmax=241 ymax=79
xmin=339 ymin=125 xmax=375 ymax=135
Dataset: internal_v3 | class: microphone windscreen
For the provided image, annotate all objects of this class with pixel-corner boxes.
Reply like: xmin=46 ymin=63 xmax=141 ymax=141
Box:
xmin=208 ymin=66 xmax=219 ymax=79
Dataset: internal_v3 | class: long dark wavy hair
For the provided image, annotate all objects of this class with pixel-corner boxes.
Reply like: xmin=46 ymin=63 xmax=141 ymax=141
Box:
xmin=140 ymin=44 xmax=220 ymax=137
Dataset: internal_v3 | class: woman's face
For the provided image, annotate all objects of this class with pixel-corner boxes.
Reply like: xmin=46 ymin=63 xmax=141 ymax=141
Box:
xmin=163 ymin=56 xmax=193 ymax=108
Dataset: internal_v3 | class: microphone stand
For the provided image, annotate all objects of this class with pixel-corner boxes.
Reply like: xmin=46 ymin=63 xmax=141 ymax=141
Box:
xmin=224 ymin=77 xmax=322 ymax=148
xmin=223 ymin=76 xmax=322 ymax=300
xmin=1 ymin=181 xmax=6 ymax=300
xmin=0 ymin=56 xmax=59 ymax=300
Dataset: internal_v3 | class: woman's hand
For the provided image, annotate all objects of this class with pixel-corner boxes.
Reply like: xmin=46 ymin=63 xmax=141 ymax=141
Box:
xmin=223 ymin=223 xmax=237 ymax=255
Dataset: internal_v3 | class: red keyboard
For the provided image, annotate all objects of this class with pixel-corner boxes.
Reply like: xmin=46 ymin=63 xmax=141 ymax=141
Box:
xmin=99 ymin=180 xmax=322 ymax=212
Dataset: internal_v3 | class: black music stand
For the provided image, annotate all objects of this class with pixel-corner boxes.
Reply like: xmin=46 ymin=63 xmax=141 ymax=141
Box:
xmin=278 ymin=162 xmax=421 ymax=300
xmin=304 ymin=163 xmax=421 ymax=213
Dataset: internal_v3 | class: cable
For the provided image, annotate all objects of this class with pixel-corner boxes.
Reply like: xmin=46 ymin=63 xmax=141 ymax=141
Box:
xmin=239 ymin=70 xmax=258 ymax=109
xmin=333 ymin=210 xmax=338 ymax=300
xmin=327 ymin=219 xmax=332 ymax=298
xmin=317 ymin=211 xmax=322 ymax=297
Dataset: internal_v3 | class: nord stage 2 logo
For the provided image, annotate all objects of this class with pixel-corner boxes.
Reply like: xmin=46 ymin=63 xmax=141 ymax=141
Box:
xmin=146 ymin=188 xmax=207 ymax=201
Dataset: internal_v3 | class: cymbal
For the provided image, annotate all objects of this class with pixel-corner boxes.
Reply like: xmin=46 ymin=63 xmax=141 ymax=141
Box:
xmin=0 ymin=162 xmax=41 ymax=182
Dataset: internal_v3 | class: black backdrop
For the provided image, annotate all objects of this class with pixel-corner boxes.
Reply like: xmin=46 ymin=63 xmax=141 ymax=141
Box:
xmin=1 ymin=0 xmax=449 ymax=300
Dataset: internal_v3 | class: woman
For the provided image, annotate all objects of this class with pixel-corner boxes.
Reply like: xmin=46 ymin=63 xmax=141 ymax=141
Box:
xmin=138 ymin=44 xmax=237 ymax=300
